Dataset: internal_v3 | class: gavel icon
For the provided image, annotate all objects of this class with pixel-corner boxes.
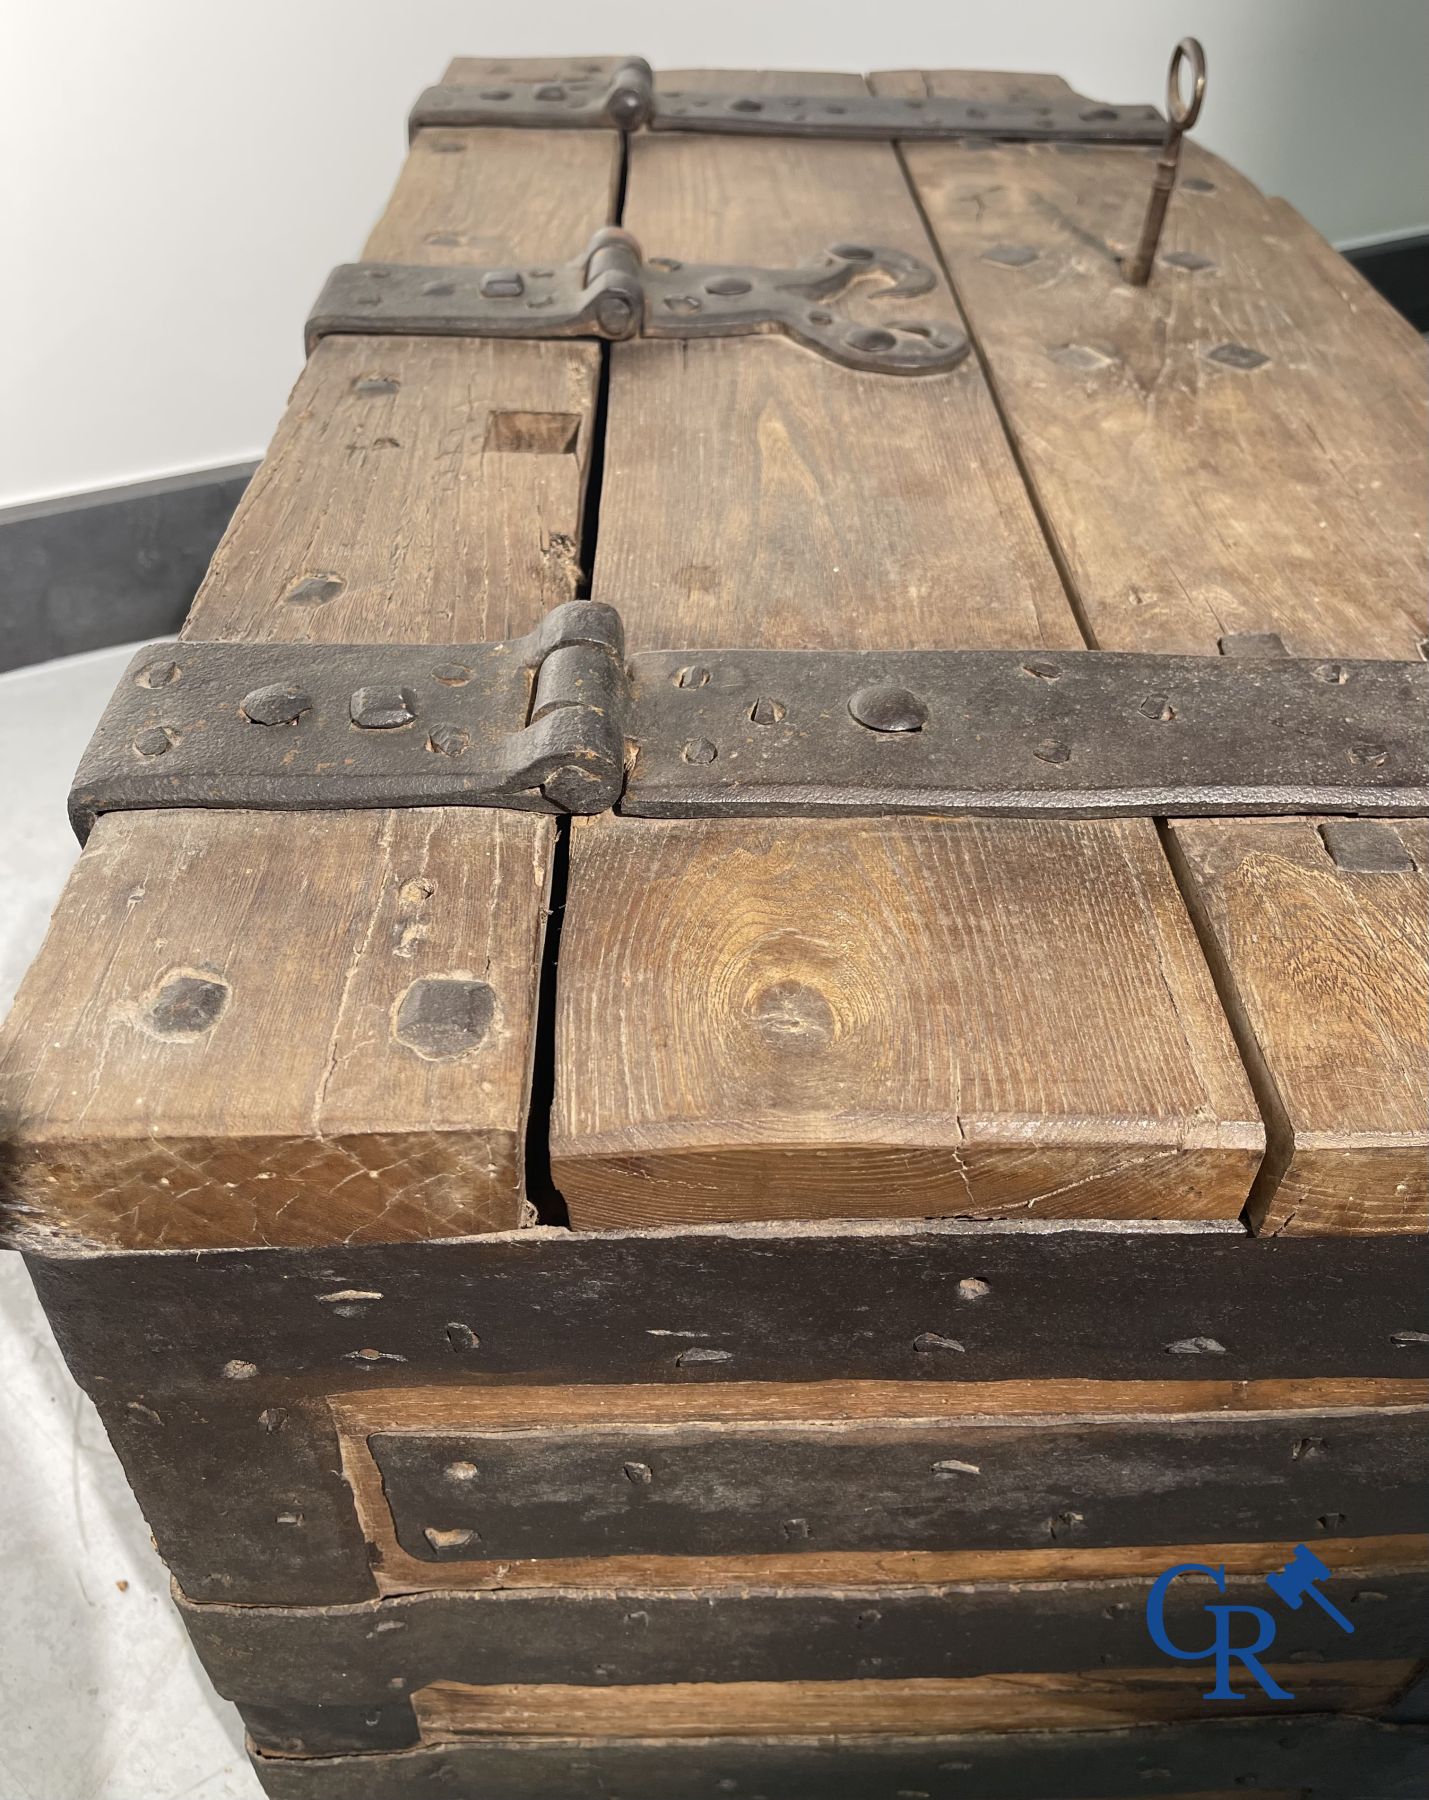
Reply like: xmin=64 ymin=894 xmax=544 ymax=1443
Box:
xmin=1125 ymin=37 xmax=1208 ymax=286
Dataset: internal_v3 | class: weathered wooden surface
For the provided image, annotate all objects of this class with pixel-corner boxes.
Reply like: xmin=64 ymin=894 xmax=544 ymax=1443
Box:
xmin=413 ymin=1668 xmax=1419 ymax=1739
xmin=1169 ymin=820 xmax=1428 ymax=1235
xmin=180 ymin=1565 xmax=1429 ymax=1743
xmin=28 ymin=1222 xmax=1429 ymax=1604
xmin=556 ymin=815 xmax=1259 ymax=1226
xmin=553 ymin=68 xmax=1261 ymax=1229
xmin=248 ymin=1717 xmax=1429 ymax=1800
xmin=371 ymin=1404 xmax=1429 ymax=1563
xmin=875 ymin=67 xmax=1429 ymax=1234
xmin=0 ymin=65 xmax=618 ymax=1251
xmin=0 ymin=808 xmax=551 ymax=1247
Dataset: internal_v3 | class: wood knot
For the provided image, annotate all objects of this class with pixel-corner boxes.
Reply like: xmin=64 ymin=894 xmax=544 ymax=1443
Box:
xmin=748 ymin=979 xmax=835 ymax=1053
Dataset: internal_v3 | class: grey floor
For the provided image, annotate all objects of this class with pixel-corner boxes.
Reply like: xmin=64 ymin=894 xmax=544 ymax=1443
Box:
xmin=0 ymin=646 xmax=253 ymax=1798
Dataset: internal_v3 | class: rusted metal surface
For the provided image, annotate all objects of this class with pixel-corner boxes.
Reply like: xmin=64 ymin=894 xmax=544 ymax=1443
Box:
xmin=67 ymin=601 xmax=627 ymax=841
xmin=408 ymin=60 xmax=1167 ymax=144
xmin=622 ymin=647 xmax=1428 ymax=820
xmin=1124 ymin=38 xmax=1208 ymax=286
xmin=307 ymin=230 xmax=970 ymax=376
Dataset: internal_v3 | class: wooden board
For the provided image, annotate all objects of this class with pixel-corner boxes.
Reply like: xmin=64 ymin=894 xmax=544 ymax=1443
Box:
xmin=178 ymin=1565 xmax=1429 ymax=1749
xmin=413 ymin=1668 xmax=1418 ymax=1739
xmin=556 ymin=815 xmax=1259 ymax=1225
xmin=875 ymin=67 xmax=1429 ymax=1232
xmin=247 ymin=1717 xmax=1429 ymax=1800
xmin=0 ymin=65 xmax=619 ymax=1251
xmin=552 ymin=70 xmax=1261 ymax=1229
xmin=29 ymin=1223 xmax=1429 ymax=1605
xmin=368 ymin=1398 xmax=1429 ymax=1565
xmin=1169 ymin=819 xmax=1428 ymax=1234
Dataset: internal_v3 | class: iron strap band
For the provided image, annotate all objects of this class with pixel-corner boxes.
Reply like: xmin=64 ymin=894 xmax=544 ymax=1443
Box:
xmin=407 ymin=62 xmax=1166 ymax=144
xmin=69 ymin=603 xmax=1428 ymax=842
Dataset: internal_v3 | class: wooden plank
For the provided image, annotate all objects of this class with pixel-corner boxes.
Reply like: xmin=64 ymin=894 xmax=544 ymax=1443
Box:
xmin=247 ymin=1718 xmax=1426 ymax=1800
xmin=29 ymin=1223 xmax=1429 ymax=1603
xmin=198 ymin=1576 xmax=1429 ymax=1716
xmin=342 ymin=1379 xmax=1428 ymax=1593
xmin=414 ymin=1667 xmax=1417 ymax=1739
xmin=1168 ymin=819 xmax=1427 ymax=1235
xmin=553 ymin=70 xmax=1261 ymax=1228
xmin=369 ymin=1402 xmax=1429 ymax=1564
xmin=877 ymin=69 xmax=1428 ymax=1232
xmin=0 ymin=808 xmax=551 ymax=1248
xmin=177 ymin=1565 xmax=1429 ymax=1743
xmin=556 ymin=815 xmax=1259 ymax=1226
xmin=872 ymin=71 xmax=1426 ymax=661
xmin=0 ymin=61 xmax=618 ymax=1251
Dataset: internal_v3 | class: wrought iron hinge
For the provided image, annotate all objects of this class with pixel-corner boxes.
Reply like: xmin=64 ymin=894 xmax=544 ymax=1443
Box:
xmin=409 ymin=58 xmax=1167 ymax=144
xmin=68 ymin=603 xmax=628 ymax=843
xmin=307 ymin=230 xmax=969 ymax=376
xmin=70 ymin=614 xmax=1427 ymax=840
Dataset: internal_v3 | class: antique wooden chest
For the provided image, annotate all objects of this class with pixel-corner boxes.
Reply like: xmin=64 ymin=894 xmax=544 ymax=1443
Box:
xmin=2 ymin=47 xmax=1427 ymax=1800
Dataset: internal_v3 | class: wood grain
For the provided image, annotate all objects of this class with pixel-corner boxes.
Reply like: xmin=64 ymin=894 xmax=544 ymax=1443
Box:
xmin=874 ymin=70 xmax=1427 ymax=660
xmin=554 ymin=70 xmax=1260 ymax=1228
xmin=879 ymin=68 xmax=1428 ymax=1234
xmin=414 ymin=1666 xmax=1418 ymax=1739
xmin=555 ymin=814 xmax=1259 ymax=1225
xmin=246 ymin=1718 xmax=1424 ymax=1800
xmin=1168 ymin=819 xmax=1428 ymax=1234
xmin=350 ymin=1372 xmax=1428 ymax=1570
xmin=0 ymin=62 xmax=616 ymax=1249
xmin=0 ymin=808 xmax=550 ymax=1249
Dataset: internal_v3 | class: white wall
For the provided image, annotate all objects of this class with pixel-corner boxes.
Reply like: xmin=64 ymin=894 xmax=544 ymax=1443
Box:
xmin=3 ymin=0 xmax=1426 ymax=508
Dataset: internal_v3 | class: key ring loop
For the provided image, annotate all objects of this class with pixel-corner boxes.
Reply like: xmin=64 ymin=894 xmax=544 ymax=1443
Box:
xmin=1167 ymin=37 xmax=1207 ymax=131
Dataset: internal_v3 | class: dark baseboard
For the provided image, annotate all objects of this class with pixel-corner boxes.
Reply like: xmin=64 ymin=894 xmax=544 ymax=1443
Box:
xmin=0 ymin=463 xmax=255 ymax=676
xmin=1343 ymin=230 xmax=1429 ymax=333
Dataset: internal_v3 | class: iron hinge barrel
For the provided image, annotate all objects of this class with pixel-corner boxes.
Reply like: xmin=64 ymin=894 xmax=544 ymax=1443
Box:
xmin=306 ymin=230 xmax=970 ymax=377
xmin=69 ymin=619 xmax=1427 ymax=840
xmin=408 ymin=61 xmax=1166 ymax=144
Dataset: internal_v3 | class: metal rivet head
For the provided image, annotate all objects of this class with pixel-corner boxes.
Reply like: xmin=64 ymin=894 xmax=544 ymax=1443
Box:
xmin=421 ymin=279 xmax=455 ymax=297
xmin=1033 ymin=739 xmax=1071 ymax=764
xmin=847 ymin=326 xmax=898 ymax=354
xmin=136 ymin=659 xmax=180 ymax=689
xmin=133 ymin=726 xmax=175 ymax=758
xmin=682 ymin=737 xmax=718 ymax=765
xmin=480 ymin=269 xmax=524 ymax=299
xmin=674 ymin=665 xmax=711 ymax=689
xmin=427 ymin=725 xmax=470 ymax=757
xmin=534 ymin=83 xmax=567 ymax=101
xmin=242 ymin=683 xmax=312 ymax=727
xmin=351 ymin=686 xmax=416 ymax=729
xmin=749 ymin=697 xmax=786 ymax=725
xmin=704 ymin=275 xmax=752 ymax=297
xmin=1081 ymin=106 xmax=1118 ymax=121
xmin=848 ymin=683 xmax=928 ymax=733
xmin=395 ymin=979 xmax=495 ymax=1058
xmin=1140 ymin=695 xmax=1177 ymax=722
xmin=1207 ymin=342 xmax=1269 ymax=371
xmin=433 ymin=663 xmax=472 ymax=685
xmin=982 ymin=244 xmax=1040 ymax=268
